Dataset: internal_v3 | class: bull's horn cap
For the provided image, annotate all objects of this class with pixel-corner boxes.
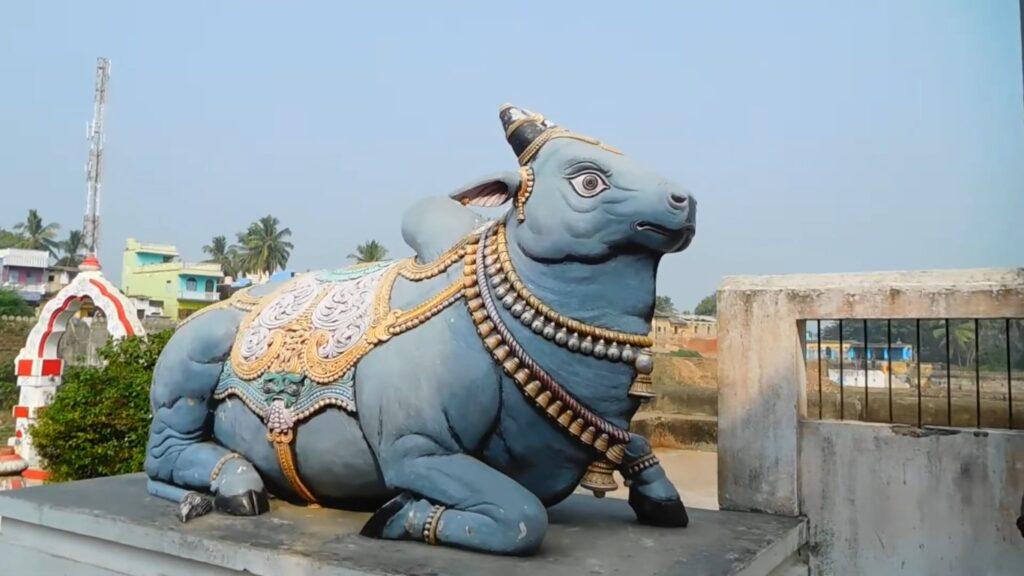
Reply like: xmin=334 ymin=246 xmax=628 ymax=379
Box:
xmin=499 ymin=104 xmax=558 ymax=163
xmin=498 ymin=103 xmax=622 ymax=165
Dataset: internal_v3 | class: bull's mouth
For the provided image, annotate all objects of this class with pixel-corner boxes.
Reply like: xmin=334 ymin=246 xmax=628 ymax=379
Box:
xmin=634 ymin=221 xmax=694 ymax=238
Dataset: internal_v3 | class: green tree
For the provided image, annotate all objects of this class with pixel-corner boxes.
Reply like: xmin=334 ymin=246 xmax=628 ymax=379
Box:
xmin=202 ymin=235 xmax=240 ymax=277
xmin=347 ymin=240 xmax=389 ymax=263
xmin=55 ymin=229 xmax=86 ymax=268
xmin=13 ymin=209 xmax=60 ymax=256
xmin=0 ymin=228 xmax=22 ymax=249
xmin=0 ymin=288 xmax=33 ymax=317
xmin=932 ymin=320 xmax=977 ymax=367
xmin=31 ymin=330 xmax=172 ymax=482
xmin=236 ymin=215 xmax=294 ymax=277
xmin=694 ymin=293 xmax=717 ymax=316
xmin=654 ymin=295 xmax=676 ymax=315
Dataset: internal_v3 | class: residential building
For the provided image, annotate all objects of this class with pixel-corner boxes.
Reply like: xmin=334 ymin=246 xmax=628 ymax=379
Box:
xmin=121 ymin=238 xmax=224 ymax=320
xmin=0 ymin=249 xmax=49 ymax=306
xmin=651 ymin=311 xmax=718 ymax=355
xmin=44 ymin=265 xmax=79 ymax=296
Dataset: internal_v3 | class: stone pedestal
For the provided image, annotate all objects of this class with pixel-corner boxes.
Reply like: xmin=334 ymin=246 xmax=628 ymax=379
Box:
xmin=0 ymin=474 xmax=806 ymax=575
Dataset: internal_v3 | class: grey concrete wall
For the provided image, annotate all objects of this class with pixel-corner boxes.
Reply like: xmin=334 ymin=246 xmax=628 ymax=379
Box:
xmin=717 ymin=268 xmax=1024 ymax=571
xmin=718 ymin=268 xmax=1024 ymax=515
xmin=800 ymin=421 xmax=1024 ymax=575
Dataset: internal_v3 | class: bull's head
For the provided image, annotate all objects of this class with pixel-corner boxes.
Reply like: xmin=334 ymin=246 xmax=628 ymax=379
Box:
xmin=451 ymin=104 xmax=696 ymax=262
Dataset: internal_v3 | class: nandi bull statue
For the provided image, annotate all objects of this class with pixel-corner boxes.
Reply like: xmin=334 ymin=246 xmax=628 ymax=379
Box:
xmin=145 ymin=104 xmax=697 ymax=555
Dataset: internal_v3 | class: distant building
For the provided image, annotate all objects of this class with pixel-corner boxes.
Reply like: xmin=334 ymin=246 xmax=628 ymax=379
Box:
xmin=0 ymin=249 xmax=49 ymax=306
xmin=121 ymin=238 xmax=224 ymax=320
xmin=651 ymin=311 xmax=718 ymax=355
xmin=805 ymin=339 xmax=914 ymax=362
xmin=44 ymin=265 xmax=79 ymax=299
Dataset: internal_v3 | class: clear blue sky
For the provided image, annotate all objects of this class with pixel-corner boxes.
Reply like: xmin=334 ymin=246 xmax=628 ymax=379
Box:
xmin=1 ymin=1 xmax=1021 ymax=309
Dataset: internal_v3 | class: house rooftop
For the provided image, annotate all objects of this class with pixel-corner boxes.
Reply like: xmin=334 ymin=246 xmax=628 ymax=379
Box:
xmin=0 ymin=248 xmax=49 ymax=268
xmin=124 ymin=238 xmax=179 ymax=257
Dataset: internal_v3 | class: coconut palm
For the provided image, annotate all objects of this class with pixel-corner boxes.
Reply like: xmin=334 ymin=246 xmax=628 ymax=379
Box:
xmin=236 ymin=215 xmax=294 ymax=278
xmin=55 ymin=229 xmax=85 ymax=267
xmin=13 ymin=209 xmax=60 ymax=256
xmin=932 ymin=320 xmax=977 ymax=367
xmin=202 ymin=235 xmax=240 ymax=277
xmin=347 ymin=240 xmax=389 ymax=263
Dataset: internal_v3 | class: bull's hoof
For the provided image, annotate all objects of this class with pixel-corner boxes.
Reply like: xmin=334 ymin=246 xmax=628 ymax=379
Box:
xmin=360 ymin=492 xmax=414 ymax=538
xmin=178 ymin=492 xmax=214 ymax=523
xmin=629 ymin=491 xmax=689 ymax=528
xmin=215 ymin=489 xmax=270 ymax=516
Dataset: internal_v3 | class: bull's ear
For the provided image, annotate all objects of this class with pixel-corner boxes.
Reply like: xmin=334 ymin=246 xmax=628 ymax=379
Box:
xmin=449 ymin=171 xmax=520 ymax=208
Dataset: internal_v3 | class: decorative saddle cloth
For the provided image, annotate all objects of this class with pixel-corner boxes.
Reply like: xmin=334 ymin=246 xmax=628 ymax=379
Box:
xmin=199 ymin=244 xmax=472 ymax=504
xmin=229 ymin=260 xmax=400 ymax=387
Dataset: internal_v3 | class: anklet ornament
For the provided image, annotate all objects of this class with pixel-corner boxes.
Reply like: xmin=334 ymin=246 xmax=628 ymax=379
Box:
xmin=622 ymin=453 xmax=660 ymax=479
xmin=209 ymin=452 xmax=242 ymax=484
xmin=423 ymin=504 xmax=446 ymax=545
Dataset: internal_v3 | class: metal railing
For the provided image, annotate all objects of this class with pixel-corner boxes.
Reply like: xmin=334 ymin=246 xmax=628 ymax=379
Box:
xmin=803 ymin=318 xmax=1022 ymax=430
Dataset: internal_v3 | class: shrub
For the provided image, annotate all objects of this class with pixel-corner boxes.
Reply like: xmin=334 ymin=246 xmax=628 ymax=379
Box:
xmin=669 ymin=348 xmax=703 ymax=359
xmin=0 ymin=350 xmax=19 ymax=439
xmin=0 ymin=288 xmax=33 ymax=317
xmin=30 ymin=330 xmax=172 ymax=482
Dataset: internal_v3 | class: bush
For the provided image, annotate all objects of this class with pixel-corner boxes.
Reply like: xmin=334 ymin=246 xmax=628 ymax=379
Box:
xmin=0 ymin=288 xmax=33 ymax=317
xmin=30 ymin=330 xmax=172 ymax=482
xmin=669 ymin=348 xmax=703 ymax=358
xmin=0 ymin=350 xmax=19 ymax=439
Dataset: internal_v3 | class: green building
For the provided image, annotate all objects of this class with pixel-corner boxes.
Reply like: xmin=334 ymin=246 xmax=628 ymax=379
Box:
xmin=121 ymin=238 xmax=224 ymax=320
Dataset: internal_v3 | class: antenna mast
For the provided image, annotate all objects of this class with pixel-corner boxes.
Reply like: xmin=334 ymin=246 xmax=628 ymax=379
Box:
xmin=83 ymin=57 xmax=110 ymax=264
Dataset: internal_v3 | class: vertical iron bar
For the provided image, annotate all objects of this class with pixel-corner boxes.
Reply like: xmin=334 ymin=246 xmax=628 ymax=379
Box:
xmin=921 ymin=317 xmax=929 ymax=426
xmin=1008 ymin=319 xmax=1014 ymax=430
xmin=887 ymin=319 xmax=893 ymax=423
xmin=946 ymin=319 xmax=952 ymax=426
xmin=864 ymin=319 xmax=869 ymax=421
xmin=817 ymin=320 xmax=822 ymax=419
xmin=975 ymin=319 xmax=981 ymax=428
xmin=839 ymin=319 xmax=845 ymax=420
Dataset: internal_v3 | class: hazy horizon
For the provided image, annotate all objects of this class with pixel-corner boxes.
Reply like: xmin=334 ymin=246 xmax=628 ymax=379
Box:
xmin=2 ymin=1 xmax=1022 ymax=310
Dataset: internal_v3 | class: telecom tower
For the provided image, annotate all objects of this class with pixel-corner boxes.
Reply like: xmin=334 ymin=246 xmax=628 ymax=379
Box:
xmin=82 ymin=57 xmax=110 ymax=268
xmin=2 ymin=57 xmax=145 ymax=481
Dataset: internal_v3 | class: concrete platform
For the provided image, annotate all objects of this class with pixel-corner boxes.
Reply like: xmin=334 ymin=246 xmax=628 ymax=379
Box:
xmin=0 ymin=474 xmax=806 ymax=575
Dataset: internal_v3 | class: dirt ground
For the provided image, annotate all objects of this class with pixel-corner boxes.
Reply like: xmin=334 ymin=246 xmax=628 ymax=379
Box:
xmin=586 ymin=448 xmax=719 ymax=511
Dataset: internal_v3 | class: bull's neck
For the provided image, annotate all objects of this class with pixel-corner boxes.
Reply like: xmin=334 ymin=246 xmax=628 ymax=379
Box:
xmin=503 ymin=223 xmax=657 ymax=336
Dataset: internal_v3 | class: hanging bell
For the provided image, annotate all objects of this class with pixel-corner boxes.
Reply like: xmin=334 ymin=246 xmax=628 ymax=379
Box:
xmin=580 ymin=458 xmax=619 ymax=497
xmin=628 ymin=373 xmax=656 ymax=401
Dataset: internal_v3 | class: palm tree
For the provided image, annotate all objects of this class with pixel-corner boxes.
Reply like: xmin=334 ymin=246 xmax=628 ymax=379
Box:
xmin=13 ymin=209 xmax=59 ymax=256
xmin=236 ymin=215 xmax=294 ymax=278
xmin=55 ymin=229 xmax=85 ymax=267
xmin=932 ymin=320 xmax=977 ymax=367
xmin=347 ymin=240 xmax=389 ymax=263
xmin=202 ymin=235 xmax=240 ymax=277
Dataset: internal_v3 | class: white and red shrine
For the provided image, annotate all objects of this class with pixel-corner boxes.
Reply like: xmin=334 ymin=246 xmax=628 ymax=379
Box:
xmin=5 ymin=256 xmax=143 ymax=479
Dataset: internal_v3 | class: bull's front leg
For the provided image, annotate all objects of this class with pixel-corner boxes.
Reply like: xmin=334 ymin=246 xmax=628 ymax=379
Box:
xmin=621 ymin=433 xmax=689 ymax=527
xmin=361 ymin=435 xmax=548 ymax=555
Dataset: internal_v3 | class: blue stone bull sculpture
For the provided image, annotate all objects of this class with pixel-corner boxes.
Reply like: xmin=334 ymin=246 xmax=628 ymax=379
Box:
xmin=145 ymin=104 xmax=697 ymax=555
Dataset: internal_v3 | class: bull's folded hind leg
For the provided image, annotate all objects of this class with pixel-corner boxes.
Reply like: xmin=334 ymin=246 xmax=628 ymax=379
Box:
xmin=361 ymin=438 xmax=548 ymax=555
xmin=144 ymin=309 xmax=268 ymax=518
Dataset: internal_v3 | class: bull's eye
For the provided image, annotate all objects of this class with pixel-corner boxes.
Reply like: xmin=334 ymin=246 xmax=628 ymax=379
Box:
xmin=567 ymin=171 xmax=610 ymax=197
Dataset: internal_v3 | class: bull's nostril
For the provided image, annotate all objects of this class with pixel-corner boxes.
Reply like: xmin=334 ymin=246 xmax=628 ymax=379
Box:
xmin=668 ymin=193 xmax=688 ymax=209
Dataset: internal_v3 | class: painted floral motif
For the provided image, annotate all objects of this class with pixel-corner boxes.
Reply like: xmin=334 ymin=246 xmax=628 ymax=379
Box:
xmin=229 ymin=263 xmax=399 ymax=382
